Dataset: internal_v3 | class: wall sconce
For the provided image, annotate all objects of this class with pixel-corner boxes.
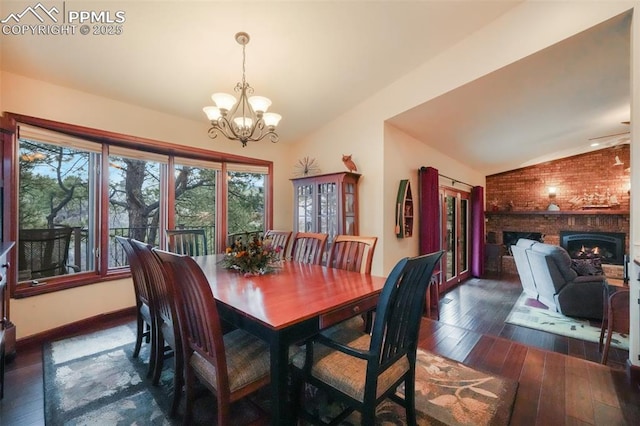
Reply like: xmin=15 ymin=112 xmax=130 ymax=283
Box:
xmin=548 ymin=187 xmax=557 ymax=198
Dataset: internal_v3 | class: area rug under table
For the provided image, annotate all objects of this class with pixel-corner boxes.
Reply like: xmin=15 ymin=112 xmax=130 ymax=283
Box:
xmin=505 ymin=293 xmax=629 ymax=350
xmin=43 ymin=323 xmax=518 ymax=425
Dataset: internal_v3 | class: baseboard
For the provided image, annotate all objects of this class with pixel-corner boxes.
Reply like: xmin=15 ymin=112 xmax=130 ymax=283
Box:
xmin=626 ymin=359 xmax=640 ymax=390
xmin=14 ymin=306 xmax=136 ymax=353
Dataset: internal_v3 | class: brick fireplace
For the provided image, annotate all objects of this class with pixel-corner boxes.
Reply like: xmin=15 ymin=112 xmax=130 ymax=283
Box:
xmin=485 ymin=145 xmax=630 ymax=279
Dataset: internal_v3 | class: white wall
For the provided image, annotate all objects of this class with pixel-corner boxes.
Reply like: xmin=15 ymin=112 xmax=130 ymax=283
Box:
xmin=1 ymin=71 xmax=296 ymax=338
xmin=12 ymin=279 xmax=133 ymax=337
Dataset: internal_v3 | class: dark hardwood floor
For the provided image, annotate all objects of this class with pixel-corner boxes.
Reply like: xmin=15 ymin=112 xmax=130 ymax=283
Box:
xmin=1 ymin=274 xmax=638 ymax=425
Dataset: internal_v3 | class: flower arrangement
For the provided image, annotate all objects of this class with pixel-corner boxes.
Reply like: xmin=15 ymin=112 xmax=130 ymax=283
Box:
xmin=220 ymin=235 xmax=282 ymax=276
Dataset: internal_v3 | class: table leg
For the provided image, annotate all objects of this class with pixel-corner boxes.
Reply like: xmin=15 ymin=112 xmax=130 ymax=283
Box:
xmin=270 ymin=335 xmax=292 ymax=425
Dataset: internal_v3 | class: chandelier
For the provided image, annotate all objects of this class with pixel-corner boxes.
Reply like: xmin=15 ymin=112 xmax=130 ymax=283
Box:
xmin=203 ymin=32 xmax=281 ymax=147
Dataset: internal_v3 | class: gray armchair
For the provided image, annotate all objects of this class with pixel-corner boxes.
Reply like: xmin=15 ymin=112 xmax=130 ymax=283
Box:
xmin=512 ymin=238 xmax=609 ymax=320
xmin=511 ymin=238 xmax=538 ymax=298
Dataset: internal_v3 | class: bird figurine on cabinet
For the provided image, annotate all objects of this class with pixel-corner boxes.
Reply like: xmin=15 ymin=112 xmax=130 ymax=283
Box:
xmin=342 ymin=154 xmax=357 ymax=172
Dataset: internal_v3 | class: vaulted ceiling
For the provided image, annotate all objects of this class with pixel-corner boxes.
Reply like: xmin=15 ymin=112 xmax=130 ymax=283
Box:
xmin=0 ymin=2 xmax=631 ymax=175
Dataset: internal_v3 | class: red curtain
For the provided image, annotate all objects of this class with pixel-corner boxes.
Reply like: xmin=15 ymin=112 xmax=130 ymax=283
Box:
xmin=418 ymin=167 xmax=440 ymax=255
xmin=470 ymin=185 xmax=485 ymax=277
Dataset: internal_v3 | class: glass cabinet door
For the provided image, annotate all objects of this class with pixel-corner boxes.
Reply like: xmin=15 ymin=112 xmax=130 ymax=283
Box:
xmin=345 ymin=182 xmax=356 ymax=235
xmin=317 ymin=182 xmax=337 ymax=239
xmin=296 ymin=184 xmax=314 ymax=232
xmin=292 ymin=172 xmax=359 ymax=243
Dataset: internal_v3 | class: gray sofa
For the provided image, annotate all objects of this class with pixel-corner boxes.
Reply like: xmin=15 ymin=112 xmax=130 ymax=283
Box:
xmin=511 ymin=238 xmax=610 ymax=320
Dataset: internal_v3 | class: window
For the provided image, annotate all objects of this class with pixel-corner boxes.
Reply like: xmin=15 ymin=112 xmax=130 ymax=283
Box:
xmin=174 ymin=158 xmax=219 ymax=253
xmin=108 ymin=147 xmax=167 ymax=267
xmin=226 ymin=164 xmax=268 ymax=245
xmin=18 ymin=127 xmax=100 ymax=283
xmin=4 ymin=114 xmax=273 ymax=296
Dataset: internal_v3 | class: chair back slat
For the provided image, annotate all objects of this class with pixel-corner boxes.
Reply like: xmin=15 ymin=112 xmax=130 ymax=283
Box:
xmin=328 ymin=235 xmax=377 ymax=274
xmin=166 ymin=229 xmax=208 ymax=256
xmin=291 ymin=232 xmax=328 ymax=265
xmin=370 ymin=251 xmax=444 ymax=369
xmin=115 ymin=236 xmax=153 ymax=306
xmin=130 ymin=239 xmax=174 ymax=326
xmin=264 ymin=230 xmax=292 ymax=260
xmin=153 ymin=249 xmax=230 ymax=390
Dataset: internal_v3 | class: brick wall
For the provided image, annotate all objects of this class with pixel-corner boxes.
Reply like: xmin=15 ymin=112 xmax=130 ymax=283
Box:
xmin=486 ymin=145 xmax=630 ymax=213
xmin=486 ymin=145 xmax=630 ymax=278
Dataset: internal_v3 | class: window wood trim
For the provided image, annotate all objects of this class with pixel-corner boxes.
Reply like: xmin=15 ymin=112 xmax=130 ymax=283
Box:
xmin=2 ymin=112 xmax=274 ymax=298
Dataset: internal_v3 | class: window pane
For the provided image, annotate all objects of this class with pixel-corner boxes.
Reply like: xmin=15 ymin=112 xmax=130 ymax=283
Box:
xmin=108 ymin=155 xmax=162 ymax=267
xmin=174 ymin=163 xmax=217 ymax=253
xmin=18 ymin=139 xmax=97 ymax=281
xmin=227 ymin=171 xmax=265 ymax=244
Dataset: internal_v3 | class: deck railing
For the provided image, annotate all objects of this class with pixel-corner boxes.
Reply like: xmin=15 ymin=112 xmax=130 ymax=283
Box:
xmin=19 ymin=225 xmax=264 ymax=277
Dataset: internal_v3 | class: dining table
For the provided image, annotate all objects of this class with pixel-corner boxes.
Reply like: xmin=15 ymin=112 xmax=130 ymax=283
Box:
xmin=193 ymin=255 xmax=387 ymax=425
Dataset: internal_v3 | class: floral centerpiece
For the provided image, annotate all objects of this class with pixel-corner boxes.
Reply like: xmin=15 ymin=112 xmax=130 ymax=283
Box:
xmin=220 ymin=235 xmax=282 ymax=276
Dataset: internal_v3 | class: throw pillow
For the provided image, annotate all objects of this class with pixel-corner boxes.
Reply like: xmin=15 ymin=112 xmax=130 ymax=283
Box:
xmin=571 ymin=258 xmax=604 ymax=276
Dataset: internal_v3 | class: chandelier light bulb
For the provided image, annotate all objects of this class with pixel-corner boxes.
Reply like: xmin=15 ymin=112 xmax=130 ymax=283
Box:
xmin=211 ymin=93 xmax=237 ymax=112
xmin=234 ymin=116 xmax=253 ymax=129
xmin=263 ymin=113 xmax=282 ymax=128
xmin=202 ymin=106 xmax=222 ymax=121
xmin=248 ymin=96 xmax=272 ymax=114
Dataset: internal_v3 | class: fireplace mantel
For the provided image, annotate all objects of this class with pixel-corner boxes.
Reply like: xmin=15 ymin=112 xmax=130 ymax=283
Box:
xmin=485 ymin=210 xmax=629 ymax=216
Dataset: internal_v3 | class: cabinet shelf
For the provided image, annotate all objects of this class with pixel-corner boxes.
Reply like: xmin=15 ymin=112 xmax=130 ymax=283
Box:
xmin=396 ymin=180 xmax=413 ymax=238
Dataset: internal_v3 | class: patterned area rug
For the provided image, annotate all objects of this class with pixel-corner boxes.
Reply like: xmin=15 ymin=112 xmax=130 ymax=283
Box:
xmin=43 ymin=323 xmax=518 ymax=425
xmin=505 ymin=293 xmax=629 ymax=350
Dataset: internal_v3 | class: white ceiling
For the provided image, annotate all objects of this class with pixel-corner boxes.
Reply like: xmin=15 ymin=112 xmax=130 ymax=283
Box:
xmin=388 ymin=9 xmax=632 ymax=175
xmin=0 ymin=1 xmax=631 ymax=175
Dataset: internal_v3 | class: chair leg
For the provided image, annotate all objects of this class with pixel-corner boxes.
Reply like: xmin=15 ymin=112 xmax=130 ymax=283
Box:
xmin=601 ymin=323 xmax=614 ymax=364
xmin=404 ymin=373 xmax=417 ymax=426
xmin=599 ymin=287 xmax=608 ymax=353
xmin=599 ymin=319 xmax=607 ymax=353
xmin=183 ymin=367 xmax=195 ymax=426
xmin=133 ymin=313 xmax=144 ymax=358
xmin=170 ymin=348 xmax=184 ymax=418
xmin=361 ymin=406 xmax=376 ymax=426
xmin=0 ymin=335 xmax=5 ymax=400
xmin=151 ymin=328 xmax=165 ymax=385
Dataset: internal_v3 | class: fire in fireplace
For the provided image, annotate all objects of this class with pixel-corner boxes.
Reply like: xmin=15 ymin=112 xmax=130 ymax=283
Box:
xmin=559 ymin=231 xmax=625 ymax=265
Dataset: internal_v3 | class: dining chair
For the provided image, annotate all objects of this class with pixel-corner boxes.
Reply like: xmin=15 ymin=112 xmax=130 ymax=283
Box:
xmin=153 ymin=248 xmax=272 ymax=425
xmin=166 ymin=228 xmax=208 ymax=256
xmin=292 ymin=250 xmax=445 ymax=425
xmin=129 ymin=238 xmax=183 ymax=417
xmin=599 ymin=287 xmax=630 ymax=365
xmin=263 ymin=230 xmax=292 ymax=260
xmin=114 ymin=236 xmax=157 ymax=379
xmin=290 ymin=232 xmax=328 ymax=265
xmin=327 ymin=235 xmax=378 ymax=331
xmin=327 ymin=235 xmax=377 ymax=274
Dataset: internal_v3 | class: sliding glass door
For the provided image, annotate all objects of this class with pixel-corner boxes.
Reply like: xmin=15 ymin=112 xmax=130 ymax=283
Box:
xmin=441 ymin=187 xmax=470 ymax=292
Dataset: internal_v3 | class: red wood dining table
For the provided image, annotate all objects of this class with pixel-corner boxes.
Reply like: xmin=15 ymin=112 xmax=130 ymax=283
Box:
xmin=193 ymin=255 xmax=387 ymax=425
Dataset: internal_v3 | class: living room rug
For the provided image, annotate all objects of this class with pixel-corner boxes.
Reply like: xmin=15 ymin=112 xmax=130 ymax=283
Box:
xmin=505 ymin=293 xmax=629 ymax=350
xmin=43 ymin=323 xmax=518 ymax=426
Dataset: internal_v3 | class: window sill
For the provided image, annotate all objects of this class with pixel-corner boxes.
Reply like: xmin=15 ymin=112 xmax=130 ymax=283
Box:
xmin=13 ymin=270 xmax=130 ymax=298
